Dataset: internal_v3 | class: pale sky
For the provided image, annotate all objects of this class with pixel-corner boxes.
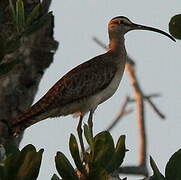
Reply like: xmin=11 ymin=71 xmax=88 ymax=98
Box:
xmin=21 ymin=0 xmax=181 ymax=179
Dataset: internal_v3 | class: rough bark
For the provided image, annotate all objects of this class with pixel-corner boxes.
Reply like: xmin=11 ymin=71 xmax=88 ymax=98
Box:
xmin=0 ymin=0 xmax=58 ymax=148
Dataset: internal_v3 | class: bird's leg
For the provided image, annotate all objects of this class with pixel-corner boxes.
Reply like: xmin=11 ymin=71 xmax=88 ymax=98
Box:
xmin=77 ymin=114 xmax=85 ymax=153
xmin=88 ymin=109 xmax=94 ymax=137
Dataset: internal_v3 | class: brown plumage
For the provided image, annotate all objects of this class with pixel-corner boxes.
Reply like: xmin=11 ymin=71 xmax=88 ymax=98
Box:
xmin=10 ymin=16 xmax=174 ymax=152
xmin=12 ymin=52 xmax=122 ymax=132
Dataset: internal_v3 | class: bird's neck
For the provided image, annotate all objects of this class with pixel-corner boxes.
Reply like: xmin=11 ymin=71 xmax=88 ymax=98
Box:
xmin=108 ymin=36 xmax=127 ymax=69
xmin=108 ymin=36 xmax=126 ymax=55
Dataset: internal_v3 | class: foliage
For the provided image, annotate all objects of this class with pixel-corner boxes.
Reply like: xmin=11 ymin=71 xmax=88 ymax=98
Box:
xmin=0 ymin=144 xmax=43 ymax=180
xmin=169 ymin=14 xmax=181 ymax=39
xmin=145 ymin=149 xmax=181 ymax=180
xmin=54 ymin=124 xmax=127 ymax=180
xmin=9 ymin=0 xmax=52 ymax=35
xmin=0 ymin=0 xmax=53 ymax=76
xmin=0 ymin=133 xmax=180 ymax=180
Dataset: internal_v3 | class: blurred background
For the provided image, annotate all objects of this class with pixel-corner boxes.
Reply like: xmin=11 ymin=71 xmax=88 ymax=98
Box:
xmin=20 ymin=0 xmax=181 ymax=179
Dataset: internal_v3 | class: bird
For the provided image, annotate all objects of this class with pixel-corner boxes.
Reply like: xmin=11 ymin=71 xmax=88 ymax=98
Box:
xmin=9 ymin=16 xmax=175 ymax=152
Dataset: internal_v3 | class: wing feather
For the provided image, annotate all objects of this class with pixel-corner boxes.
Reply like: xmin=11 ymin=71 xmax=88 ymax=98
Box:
xmin=39 ymin=53 xmax=118 ymax=110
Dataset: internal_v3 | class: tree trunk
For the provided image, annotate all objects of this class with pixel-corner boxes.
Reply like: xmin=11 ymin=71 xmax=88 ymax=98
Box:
xmin=0 ymin=0 xmax=58 ymax=148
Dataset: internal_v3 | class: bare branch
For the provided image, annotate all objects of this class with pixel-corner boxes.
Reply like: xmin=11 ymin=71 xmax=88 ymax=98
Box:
xmin=145 ymin=97 xmax=165 ymax=119
xmin=117 ymin=166 xmax=148 ymax=176
xmin=93 ymin=37 xmax=107 ymax=49
xmin=126 ymin=93 xmax=165 ymax=119
xmin=125 ymin=62 xmax=147 ymax=167
xmin=106 ymin=96 xmax=132 ymax=132
xmin=144 ymin=93 xmax=161 ymax=99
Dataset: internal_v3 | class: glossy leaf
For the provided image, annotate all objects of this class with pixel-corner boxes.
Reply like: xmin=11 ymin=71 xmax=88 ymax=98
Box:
xmin=9 ymin=0 xmax=16 ymax=23
xmin=69 ymin=134 xmax=85 ymax=174
xmin=91 ymin=131 xmax=114 ymax=170
xmin=4 ymin=153 xmax=20 ymax=179
xmin=106 ymin=135 xmax=126 ymax=173
xmin=169 ymin=14 xmax=181 ymax=39
xmin=165 ymin=149 xmax=181 ymax=180
xmin=84 ymin=124 xmax=94 ymax=151
xmin=14 ymin=145 xmax=43 ymax=180
xmin=150 ymin=156 xmax=165 ymax=180
xmin=2 ymin=144 xmax=43 ymax=180
xmin=55 ymin=152 xmax=78 ymax=180
xmin=16 ymin=0 xmax=25 ymax=32
xmin=24 ymin=12 xmax=53 ymax=36
xmin=26 ymin=4 xmax=40 ymax=26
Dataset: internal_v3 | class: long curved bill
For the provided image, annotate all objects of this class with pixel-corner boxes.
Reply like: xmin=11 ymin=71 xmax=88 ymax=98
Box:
xmin=132 ymin=23 xmax=176 ymax=42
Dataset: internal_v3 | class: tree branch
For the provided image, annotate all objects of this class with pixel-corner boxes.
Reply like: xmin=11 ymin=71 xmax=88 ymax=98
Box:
xmin=125 ymin=59 xmax=147 ymax=167
xmin=106 ymin=96 xmax=133 ymax=132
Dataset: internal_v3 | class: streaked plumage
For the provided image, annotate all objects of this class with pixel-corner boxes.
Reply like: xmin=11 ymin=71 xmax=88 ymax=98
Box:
xmin=11 ymin=16 xmax=175 ymax=140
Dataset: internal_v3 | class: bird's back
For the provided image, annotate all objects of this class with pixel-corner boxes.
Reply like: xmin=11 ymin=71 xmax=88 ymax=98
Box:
xmin=11 ymin=52 xmax=120 ymax=129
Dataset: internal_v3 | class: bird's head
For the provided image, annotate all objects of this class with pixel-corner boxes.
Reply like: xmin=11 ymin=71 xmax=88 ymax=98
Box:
xmin=108 ymin=16 xmax=175 ymax=41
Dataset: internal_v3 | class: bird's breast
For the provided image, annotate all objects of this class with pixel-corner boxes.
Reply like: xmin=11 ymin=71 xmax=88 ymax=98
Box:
xmin=89 ymin=63 xmax=126 ymax=108
xmin=100 ymin=66 xmax=125 ymax=103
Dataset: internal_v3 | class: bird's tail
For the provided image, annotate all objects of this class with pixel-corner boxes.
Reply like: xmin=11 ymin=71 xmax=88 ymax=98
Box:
xmin=11 ymin=103 xmax=48 ymax=136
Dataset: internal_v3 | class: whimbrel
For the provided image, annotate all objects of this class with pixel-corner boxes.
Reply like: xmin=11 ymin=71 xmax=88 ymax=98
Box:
xmin=10 ymin=16 xmax=175 ymax=152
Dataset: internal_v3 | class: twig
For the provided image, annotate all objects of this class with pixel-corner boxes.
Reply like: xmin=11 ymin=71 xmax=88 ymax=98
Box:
xmin=93 ymin=37 xmax=107 ymax=49
xmin=126 ymin=93 xmax=165 ymax=119
xmin=117 ymin=166 xmax=148 ymax=176
xmin=144 ymin=97 xmax=165 ymax=119
xmin=106 ymin=96 xmax=133 ymax=132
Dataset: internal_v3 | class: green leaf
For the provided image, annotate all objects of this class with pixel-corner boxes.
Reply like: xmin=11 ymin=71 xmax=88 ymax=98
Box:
xmin=84 ymin=124 xmax=94 ymax=151
xmin=4 ymin=153 xmax=20 ymax=179
xmin=3 ymin=144 xmax=43 ymax=180
xmin=150 ymin=156 xmax=165 ymax=180
xmin=26 ymin=4 xmax=41 ymax=26
xmin=24 ymin=12 xmax=53 ymax=36
xmin=0 ymin=59 xmax=19 ymax=76
xmin=55 ymin=152 xmax=78 ymax=180
xmin=15 ymin=149 xmax=44 ymax=180
xmin=16 ymin=0 xmax=25 ymax=32
xmin=69 ymin=134 xmax=85 ymax=174
xmin=51 ymin=174 xmax=61 ymax=180
xmin=9 ymin=0 xmax=16 ymax=23
xmin=165 ymin=149 xmax=181 ymax=180
xmin=91 ymin=131 xmax=114 ymax=170
xmin=106 ymin=135 xmax=126 ymax=173
xmin=169 ymin=14 xmax=181 ymax=39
